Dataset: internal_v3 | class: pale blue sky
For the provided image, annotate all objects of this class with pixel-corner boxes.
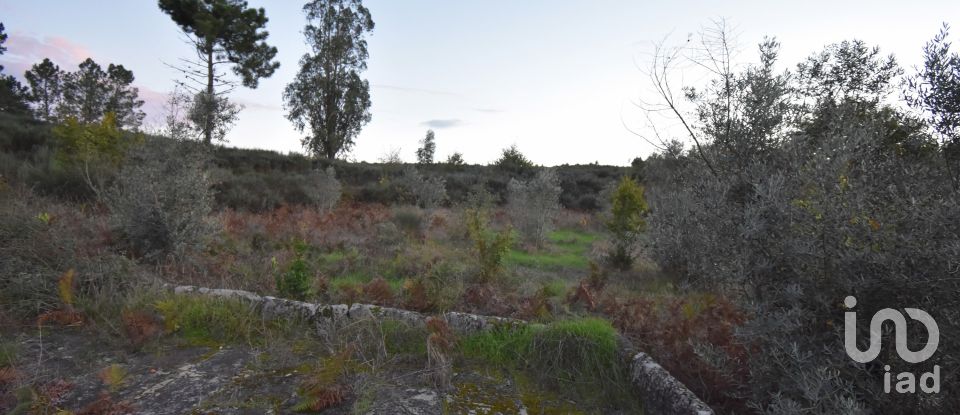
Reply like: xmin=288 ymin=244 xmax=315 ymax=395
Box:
xmin=1 ymin=1 xmax=957 ymax=165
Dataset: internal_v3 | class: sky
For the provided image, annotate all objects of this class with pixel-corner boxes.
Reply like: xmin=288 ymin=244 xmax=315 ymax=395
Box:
xmin=1 ymin=0 xmax=958 ymax=166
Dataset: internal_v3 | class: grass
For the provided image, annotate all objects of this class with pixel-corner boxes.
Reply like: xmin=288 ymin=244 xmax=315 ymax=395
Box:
xmin=379 ymin=319 xmax=428 ymax=356
xmin=0 ymin=342 xmax=17 ymax=367
xmin=539 ymin=280 xmax=567 ymax=298
xmin=505 ymin=229 xmax=599 ymax=270
xmin=529 ymin=318 xmax=619 ymax=384
xmin=328 ymin=272 xmax=404 ymax=294
xmin=154 ymin=294 xmax=311 ymax=347
xmin=460 ymin=325 xmax=536 ymax=365
xmin=458 ymin=317 xmax=638 ymax=411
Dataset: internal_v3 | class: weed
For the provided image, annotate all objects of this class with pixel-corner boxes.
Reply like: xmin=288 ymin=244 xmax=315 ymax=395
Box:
xmin=98 ymin=364 xmax=127 ymax=392
xmin=121 ymin=309 xmax=162 ymax=347
xmin=294 ymin=347 xmax=357 ymax=412
xmin=57 ymin=268 xmax=75 ymax=308
xmin=76 ymin=392 xmax=135 ymax=414
xmin=361 ymin=277 xmax=394 ymax=305
xmin=426 ymin=317 xmax=456 ymax=388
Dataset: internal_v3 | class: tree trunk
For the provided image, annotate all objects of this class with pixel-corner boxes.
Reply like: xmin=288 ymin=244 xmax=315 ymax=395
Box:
xmin=205 ymin=40 xmax=214 ymax=145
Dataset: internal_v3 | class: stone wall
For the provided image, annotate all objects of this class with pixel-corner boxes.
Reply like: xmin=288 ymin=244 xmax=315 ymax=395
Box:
xmin=168 ymin=285 xmax=713 ymax=415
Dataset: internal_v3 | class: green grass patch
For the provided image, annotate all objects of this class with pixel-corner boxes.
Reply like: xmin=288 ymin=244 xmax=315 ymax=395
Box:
xmin=0 ymin=342 xmax=17 ymax=367
xmin=528 ymin=318 xmax=618 ymax=384
xmin=540 ymin=280 xmax=567 ymax=298
xmin=154 ymin=294 xmax=309 ymax=347
xmin=505 ymin=229 xmax=599 ymax=270
xmin=458 ymin=318 xmax=638 ymax=411
xmin=460 ymin=325 xmax=536 ymax=365
xmin=380 ymin=319 xmax=428 ymax=356
xmin=318 ymin=250 xmax=348 ymax=264
xmin=329 ymin=272 xmax=403 ymax=293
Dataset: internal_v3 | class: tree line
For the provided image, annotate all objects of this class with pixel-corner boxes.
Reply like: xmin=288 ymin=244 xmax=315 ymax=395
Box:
xmin=1 ymin=0 xmax=379 ymax=160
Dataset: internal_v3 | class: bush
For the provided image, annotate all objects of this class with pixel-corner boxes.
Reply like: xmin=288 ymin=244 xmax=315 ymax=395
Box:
xmin=507 ymin=168 xmax=561 ymax=247
xmin=275 ymin=242 xmax=311 ymax=300
xmin=395 ymin=167 xmax=447 ymax=208
xmin=107 ymin=137 xmax=215 ymax=261
xmin=391 ymin=205 xmax=424 ymax=237
xmin=605 ymin=176 xmax=648 ymax=270
xmin=306 ymin=166 xmax=342 ymax=212
xmin=465 ymin=208 xmax=512 ymax=283
xmin=445 ymin=152 xmax=464 ymax=166
xmin=642 ymin=34 xmax=960 ymax=413
xmin=0 ymin=186 xmax=139 ymax=320
xmin=493 ymin=144 xmax=534 ymax=175
xmin=52 ymin=113 xmax=139 ymax=197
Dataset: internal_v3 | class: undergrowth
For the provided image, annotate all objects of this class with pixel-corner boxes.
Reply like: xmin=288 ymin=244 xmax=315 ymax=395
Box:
xmin=154 ymin=294 xmax=310 ymax=347
xmin=458 ymin=318 xmax=638 ymax=411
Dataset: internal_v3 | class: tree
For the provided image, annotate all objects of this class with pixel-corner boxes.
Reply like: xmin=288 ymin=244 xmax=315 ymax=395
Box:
xmin=907 ymin=23 xmax=960 ymax=187
xmin=493 ymin=144 xmax=534 ymax=175
xmin=284 ymin=0 xmax=374 ymax=159
xmin=104 ymin=64 xmax=146 ymax=129
xmin=60 ymin=58 xmax=107 ymax=123
xmin=0 ymin=22 xmax=31 ymax=116
xmin=158 ymin=0 xmax=280 ymax=144
xmin=797 ymin=39 xmax=901 ymax=108
xmin=56 ymin=58 xmax=146 ymax=129
xmin=53 ymin=113 xmax=138 ymax=196
xmin=605 ymin=176 xmax=648 ymax=270
xmin=25 ymin=58 xmax=63 ymax=121
xmin=446 ymin=152 xmax=465 ymax=165
xmin=416 ymin=129 xmax=436 ymax=164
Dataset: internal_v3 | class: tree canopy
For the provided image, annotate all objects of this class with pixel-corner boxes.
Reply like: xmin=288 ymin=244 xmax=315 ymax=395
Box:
xmin=284 ymin=0 xmax=374 ymax=159
xmin=158 ymin=0 xmax=280 ymax=143
xmin=0 ymin=22 xmax=31 ymax=116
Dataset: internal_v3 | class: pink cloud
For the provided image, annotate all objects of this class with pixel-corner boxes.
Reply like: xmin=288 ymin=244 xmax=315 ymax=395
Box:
xmin=0 ymin=32 xmax=93 ymax=77
xmin=0 ymin=32 xmax=172 ymax=126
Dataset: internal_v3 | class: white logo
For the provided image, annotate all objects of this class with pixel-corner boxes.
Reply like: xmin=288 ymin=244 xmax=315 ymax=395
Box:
xmin=843 ymin=296 xmax=941 ymax=394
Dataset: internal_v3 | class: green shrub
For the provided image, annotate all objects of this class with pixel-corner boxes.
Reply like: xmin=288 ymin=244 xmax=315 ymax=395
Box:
xmin=276 ymin=241 xmax=312 ymax=300
xmin=605 ymin=176 xmax=648 ymax=270
xmin=465 ymin=208 xmax=512 ymax=283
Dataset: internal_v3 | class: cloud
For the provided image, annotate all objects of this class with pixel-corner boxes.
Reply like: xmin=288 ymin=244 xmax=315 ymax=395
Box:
xmin=420 ymin=119 xmax=464 ymax=129
xmin=233 ymin=97 xmax=282 ymax=112
xmin=374 ymin=84 xmax=463 ymax=98
xmin=0 ymin=33 xmax=93 ymax=76
xmin=473 ymin=108 xmax=504 ymax=114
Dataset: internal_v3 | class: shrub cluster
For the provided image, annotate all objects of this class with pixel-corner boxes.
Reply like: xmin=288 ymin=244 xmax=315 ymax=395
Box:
xmin=507 ymin=168 xmax=561 ymax=247
xmin=107 ymin=137 xmax=215 ymax=261
xmin=643 ymin=34 xmax=960 ymax=413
